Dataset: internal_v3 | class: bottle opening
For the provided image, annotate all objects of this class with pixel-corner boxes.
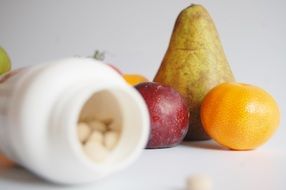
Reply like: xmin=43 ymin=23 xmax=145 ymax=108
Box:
xmin=77 ymin=90 xmax=123 ymax=163
xmin=72 ymin=85 xmax=148 ymax=171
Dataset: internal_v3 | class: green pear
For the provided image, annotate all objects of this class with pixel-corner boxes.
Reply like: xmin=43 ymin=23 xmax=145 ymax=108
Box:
xmin=153 ymin=4 xmax=235 ymax=140
xmin=0 ymin=47 xmax=11 ymax=75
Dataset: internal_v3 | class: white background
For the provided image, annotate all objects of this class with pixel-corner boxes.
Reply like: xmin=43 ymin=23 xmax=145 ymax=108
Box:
xmin=0 ymin=0 xmax=286 ymax=189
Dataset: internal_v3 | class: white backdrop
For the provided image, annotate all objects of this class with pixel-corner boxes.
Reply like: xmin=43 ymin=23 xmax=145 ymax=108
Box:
xmin=1 ymin=0 xmax=286 ymax=189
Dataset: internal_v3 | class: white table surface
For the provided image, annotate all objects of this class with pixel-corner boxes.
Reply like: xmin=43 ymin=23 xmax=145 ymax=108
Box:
xmin=1 ymin=138 xmax=286 ymax=190
xmin=0 ymin=0 xmax=286 ymax=189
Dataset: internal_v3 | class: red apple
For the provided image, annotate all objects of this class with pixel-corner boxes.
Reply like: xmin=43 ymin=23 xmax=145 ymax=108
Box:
xmin=135 ymin=82 xmax=189 ymax=148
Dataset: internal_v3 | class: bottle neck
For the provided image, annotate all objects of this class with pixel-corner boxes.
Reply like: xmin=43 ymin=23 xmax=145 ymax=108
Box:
xmin=47 ymin=83 xmax=109 ymax=183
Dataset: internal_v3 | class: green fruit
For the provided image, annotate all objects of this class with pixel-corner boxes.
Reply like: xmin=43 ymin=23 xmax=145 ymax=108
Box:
xmin=0 ymin=47 xmax=11 ymax=75
xmin=153 ymin=4 xmax=235 ymax=140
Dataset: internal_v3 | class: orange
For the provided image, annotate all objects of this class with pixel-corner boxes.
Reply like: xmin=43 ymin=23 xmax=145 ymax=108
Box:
xmin=123 ymin=74 xmax=148 ymax=86
xmin=201 ymin=82 xmax=280 ymax=150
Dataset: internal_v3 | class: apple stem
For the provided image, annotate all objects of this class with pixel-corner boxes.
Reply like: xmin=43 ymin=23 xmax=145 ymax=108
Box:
xmin=93 ymin=50 xmax=105 ymax=61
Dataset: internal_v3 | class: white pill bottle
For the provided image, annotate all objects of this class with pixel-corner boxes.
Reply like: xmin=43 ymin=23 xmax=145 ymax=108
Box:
xmin=0 ymin=58 xmax=150 ymax=184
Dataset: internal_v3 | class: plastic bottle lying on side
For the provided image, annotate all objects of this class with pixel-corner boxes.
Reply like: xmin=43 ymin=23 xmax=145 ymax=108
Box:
xmin=0 ymin=58 xmax=150 ymax=184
